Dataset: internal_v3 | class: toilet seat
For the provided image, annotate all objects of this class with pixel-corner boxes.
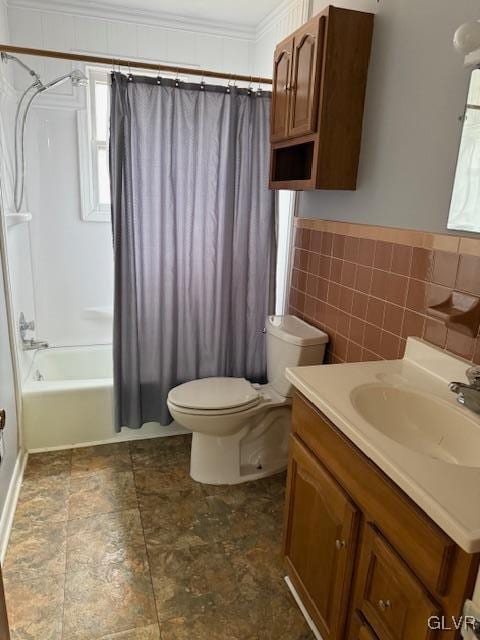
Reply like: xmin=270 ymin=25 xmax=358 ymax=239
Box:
xmin=167 ymin=377 xmax=260 ymax=415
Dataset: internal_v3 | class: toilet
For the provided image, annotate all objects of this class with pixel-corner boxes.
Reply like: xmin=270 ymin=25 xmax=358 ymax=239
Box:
xmin=167 ymin=315 xmax=328 ymax=485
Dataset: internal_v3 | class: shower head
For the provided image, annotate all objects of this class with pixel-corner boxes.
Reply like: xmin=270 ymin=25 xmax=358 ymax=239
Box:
xmin=70 ymin=69 xmax=88 ymax=87
xmin=40 ymin=68 xmax=88 ymax=91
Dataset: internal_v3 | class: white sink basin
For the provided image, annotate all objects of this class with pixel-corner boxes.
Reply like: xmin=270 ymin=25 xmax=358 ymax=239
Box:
xmin=351 ymin=384 xmax=480 ymax=468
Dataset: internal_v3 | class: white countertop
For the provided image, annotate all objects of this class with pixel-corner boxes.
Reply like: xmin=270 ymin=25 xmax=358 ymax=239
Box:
xmin=286 ymin=338 xmax=480 ymax=554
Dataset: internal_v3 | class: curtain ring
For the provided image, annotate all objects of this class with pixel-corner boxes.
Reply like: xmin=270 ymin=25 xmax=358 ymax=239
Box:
xmin=226 ymin=75 xmax=232 ymax=94
xmin=175 ymin=68 xmax=180 ymax=88
xmin=156 ymin=65 xmax=162 ymax=85
xmin=247 ymin=75 xmax=253 ymax=96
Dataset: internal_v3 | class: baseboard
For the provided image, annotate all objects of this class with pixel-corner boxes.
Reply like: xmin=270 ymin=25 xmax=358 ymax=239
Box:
xmin=28 ymin=423 xmax=190 ymax=453
xmin=285 ymin=576 xmax=323 ymax=640
xmin=0 ymin=449 xmax=27 ymax=564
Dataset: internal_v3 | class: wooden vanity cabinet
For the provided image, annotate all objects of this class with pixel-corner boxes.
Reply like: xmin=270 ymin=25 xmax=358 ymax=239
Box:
xmin=269 ymin=6 xmax=374 ymax=190
xmin=283 ymin=392 xmax=480 ymax=640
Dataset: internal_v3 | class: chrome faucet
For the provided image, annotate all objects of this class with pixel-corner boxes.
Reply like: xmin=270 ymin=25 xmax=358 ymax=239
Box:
xmin=19 ymin=312 xmax=49 ymax=351
xmin=449 ymin=366 xmax=480 ymax=414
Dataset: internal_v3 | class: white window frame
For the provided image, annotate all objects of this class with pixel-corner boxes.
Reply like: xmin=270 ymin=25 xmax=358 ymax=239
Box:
xmin=77 ymin=67 xmax=111 ymax=222
xmin=275 ymin=191 xmax=296 ymax=314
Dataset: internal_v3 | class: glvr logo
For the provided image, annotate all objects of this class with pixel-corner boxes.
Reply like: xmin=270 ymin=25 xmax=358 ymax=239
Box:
xmin=428 ymin=615 xmax=478 ymax=631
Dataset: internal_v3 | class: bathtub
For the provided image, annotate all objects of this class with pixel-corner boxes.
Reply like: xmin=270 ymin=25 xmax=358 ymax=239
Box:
xmin=22 ymin=345 xmax=187 ymax=451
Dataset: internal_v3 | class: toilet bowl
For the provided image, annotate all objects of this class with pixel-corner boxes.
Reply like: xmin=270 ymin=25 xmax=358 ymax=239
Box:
xmin=167 ymin=315 xmax=328 ymax=485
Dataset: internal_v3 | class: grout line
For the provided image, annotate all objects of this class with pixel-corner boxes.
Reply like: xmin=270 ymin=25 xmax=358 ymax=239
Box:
xmin=130 ymin=443 xmax=162 ymax=635
xmin=60 ymin=449 xmax=74 ymax=640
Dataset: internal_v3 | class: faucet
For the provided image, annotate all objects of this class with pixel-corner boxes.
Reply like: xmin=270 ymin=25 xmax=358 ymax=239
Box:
xmin=19 ymin=312 xmax=49 ymax=351
xmin=449 ymin=366 xmax=480 ymax=414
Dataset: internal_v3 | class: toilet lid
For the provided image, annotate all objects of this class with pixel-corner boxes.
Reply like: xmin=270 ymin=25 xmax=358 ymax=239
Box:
xmin=168 ymin=377 xmax=260 ymax=411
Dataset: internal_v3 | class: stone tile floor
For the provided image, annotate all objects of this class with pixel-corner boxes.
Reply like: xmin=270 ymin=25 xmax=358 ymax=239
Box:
xmin=4 ymin=435 xmax=313 ymax=639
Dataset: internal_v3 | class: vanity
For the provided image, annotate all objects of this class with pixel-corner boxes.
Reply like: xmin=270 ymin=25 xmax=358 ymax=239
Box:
xmin=283 ymin=338 xmax=480 ymax=640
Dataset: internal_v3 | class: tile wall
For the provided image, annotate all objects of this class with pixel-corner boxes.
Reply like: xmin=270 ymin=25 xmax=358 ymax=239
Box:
xmin=289 ymin=219 xmax=480 ymax=364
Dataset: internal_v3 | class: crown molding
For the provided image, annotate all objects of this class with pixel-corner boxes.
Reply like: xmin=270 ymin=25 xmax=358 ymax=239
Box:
xmin=6 ymin=0 xmax=256 ymax=39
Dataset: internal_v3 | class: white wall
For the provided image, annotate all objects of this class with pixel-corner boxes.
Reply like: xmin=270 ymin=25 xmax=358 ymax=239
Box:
xmin=299 ymin=0 xmax=480 ymax=233
xmin=6 ymin=0 xmax=259 ymax=348
xmin=0 ymin=0 xmax=22 ymax=540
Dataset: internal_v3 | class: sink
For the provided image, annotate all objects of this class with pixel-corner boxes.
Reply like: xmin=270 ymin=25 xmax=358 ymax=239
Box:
xmin=350 ymin=384 xmax=480 ymax=468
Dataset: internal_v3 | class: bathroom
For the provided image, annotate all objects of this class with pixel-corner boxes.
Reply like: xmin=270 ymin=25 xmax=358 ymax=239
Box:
xmin=0 ymin=0 xmax=480 ymax=638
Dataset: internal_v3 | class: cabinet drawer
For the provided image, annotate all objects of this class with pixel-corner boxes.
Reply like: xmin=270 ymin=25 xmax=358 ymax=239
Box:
xmin=355 ymin=526 xmax=441 ymax=640
xmin=348 ymin=611 xmax=379 ymax=640
xmin=291 ymin=393 xmax=455 ymax=596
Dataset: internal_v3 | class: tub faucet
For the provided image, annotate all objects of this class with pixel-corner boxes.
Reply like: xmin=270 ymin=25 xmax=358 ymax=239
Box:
xmin=19 ymin=312 xmax=49 ymax=351
xmin=449 ymin=366 xmax=480 ymax=414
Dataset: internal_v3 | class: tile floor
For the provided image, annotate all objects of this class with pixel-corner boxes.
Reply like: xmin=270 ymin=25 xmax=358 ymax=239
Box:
xmin=4 ymin=435 xmax=313 ymax=639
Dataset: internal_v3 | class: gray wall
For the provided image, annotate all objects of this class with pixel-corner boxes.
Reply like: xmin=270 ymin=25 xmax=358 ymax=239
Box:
xmin=299 ymin=0 xmax=480 ymax=233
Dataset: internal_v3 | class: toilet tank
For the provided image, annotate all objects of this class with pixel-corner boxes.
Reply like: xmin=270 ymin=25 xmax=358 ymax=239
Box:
xmin=266 ymin=315 xmax=329 ymax=398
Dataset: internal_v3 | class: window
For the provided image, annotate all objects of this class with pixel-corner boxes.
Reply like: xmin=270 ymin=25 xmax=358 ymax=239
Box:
xmin=78 ymin=67 xmax=111 ymax=221
xmin=276 ymin=191 xmax=296 ymax=314
xmin=78 ymin=67 xmax=187 ymax=222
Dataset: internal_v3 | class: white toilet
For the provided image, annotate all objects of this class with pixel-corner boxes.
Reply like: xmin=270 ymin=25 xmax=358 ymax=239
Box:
xmin=167 ymin=315 xmax=328 ymax=485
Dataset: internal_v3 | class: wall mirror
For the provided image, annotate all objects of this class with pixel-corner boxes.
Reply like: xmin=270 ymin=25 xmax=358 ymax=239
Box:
xmin=448 ymin=68 xmax=480 ymax=232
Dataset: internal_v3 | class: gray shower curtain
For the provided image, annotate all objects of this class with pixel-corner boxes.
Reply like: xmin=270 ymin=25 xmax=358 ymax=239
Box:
xmin=109 ymin=73 xmax=276 ymax=430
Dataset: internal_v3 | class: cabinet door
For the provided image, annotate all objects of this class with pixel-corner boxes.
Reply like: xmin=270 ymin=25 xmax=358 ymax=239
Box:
xmin=288 ymin=16 xmax=325 ymax=138
xmin=354 ymin=525 xmax=441 ymax=640
xmin=349 ymin=612 xmax=379 ymax=640
xmin=271 ymin=37 xmax=293 ymax=141
xmin=284 ymin=435 xmax=359 ymax=640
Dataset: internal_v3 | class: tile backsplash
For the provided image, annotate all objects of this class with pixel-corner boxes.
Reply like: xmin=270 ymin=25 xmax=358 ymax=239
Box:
xmin=289 ymin=219 xmax=480 ymax=365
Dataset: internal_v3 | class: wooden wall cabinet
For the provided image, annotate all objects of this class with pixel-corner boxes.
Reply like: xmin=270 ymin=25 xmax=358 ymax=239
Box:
xmin=283 ymin=393 xmax=480 ymax=640
xmin=269 ymin=6 xmax=374 ymax=190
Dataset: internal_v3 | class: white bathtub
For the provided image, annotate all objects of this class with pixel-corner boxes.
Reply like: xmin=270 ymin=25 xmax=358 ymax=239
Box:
xmin=22 ymin=345 xmax=187 ymax=451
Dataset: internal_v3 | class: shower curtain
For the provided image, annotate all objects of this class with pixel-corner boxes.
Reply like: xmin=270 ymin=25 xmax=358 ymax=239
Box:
xmin=109 ymin=73 xmax=276 ymax=430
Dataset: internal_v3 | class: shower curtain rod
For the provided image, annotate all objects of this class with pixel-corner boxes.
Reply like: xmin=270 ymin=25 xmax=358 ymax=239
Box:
xmin=0 ymin=43 xmax=273 ymax=85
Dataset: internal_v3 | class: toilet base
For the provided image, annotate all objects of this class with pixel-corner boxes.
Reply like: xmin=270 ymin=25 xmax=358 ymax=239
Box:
xmin=189 ymin=406 xmax=291 ymax=485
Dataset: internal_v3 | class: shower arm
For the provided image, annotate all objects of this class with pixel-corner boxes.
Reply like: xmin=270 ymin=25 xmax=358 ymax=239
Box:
xmin=1 ymin=52 xmax=43 ymax=88
xmin=2 ymin=53 xmax=88 ymax=211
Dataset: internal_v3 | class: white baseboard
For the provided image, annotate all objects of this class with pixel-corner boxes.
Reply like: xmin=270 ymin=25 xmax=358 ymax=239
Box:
xmin=28 ymin=424 xmax=190 ymax=453
xmin=0 ymin=450 xmax=27 ymax=565
xmin=285 ymin=576 xmax=323 ymax=640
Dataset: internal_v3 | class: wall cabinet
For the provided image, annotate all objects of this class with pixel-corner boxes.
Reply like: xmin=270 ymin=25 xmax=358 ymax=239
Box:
xmin=269 ymin=6 xmax=374 ymax=190
xmin=283 ymin=393 xmax=480 ymax=640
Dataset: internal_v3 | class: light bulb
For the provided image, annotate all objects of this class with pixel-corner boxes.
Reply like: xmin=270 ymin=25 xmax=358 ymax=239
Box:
xmin=453 ymin=21 xmax=480 ymax=56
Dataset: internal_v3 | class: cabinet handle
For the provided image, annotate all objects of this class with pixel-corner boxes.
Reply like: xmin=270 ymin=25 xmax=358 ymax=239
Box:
xmin=335 ymin=539 xmax=346 ymax=550
xmin=378 ymin=599 xmax=391 ymax=612
xmin=0 ymin=410 xmax=5 ymax=431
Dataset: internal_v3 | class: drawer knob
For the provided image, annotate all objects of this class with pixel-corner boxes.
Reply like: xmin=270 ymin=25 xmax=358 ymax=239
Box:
xmin=378 ymin=599 xmax=391 ymax=612
xmin=335 ymin=539 xmax=346 ymax=550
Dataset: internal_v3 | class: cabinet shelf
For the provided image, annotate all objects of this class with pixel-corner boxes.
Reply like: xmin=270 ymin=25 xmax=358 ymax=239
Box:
xmin=427 ymin=291 xmax=480 ymax=337
xmin=5 ymin=212 xmax=32 ymax=228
